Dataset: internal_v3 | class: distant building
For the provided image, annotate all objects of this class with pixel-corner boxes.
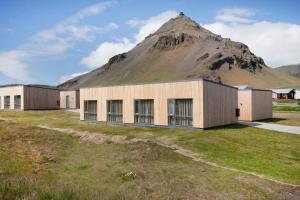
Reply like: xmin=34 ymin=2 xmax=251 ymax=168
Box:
xmin=295 ymin=89 xmax=300 ymax=100
xmin=80 ymin=79 xmax=238 ymax=129
xmin=60 ymin=90 xmax=80 ymax=109
xmin=237 ymin=87 xmax=272 ymax=121
xmin=271 ymin=88 xmax=295 ymax=99
xmin=0 ymin=84 xmax=60 ymax=110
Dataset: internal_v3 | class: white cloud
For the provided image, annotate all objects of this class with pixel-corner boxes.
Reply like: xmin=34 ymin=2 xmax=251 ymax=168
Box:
xmin=81 ymin=38 xmax=135 ymax=68
xmin=215 ymin=8 xmax=257 ymax=24
xmin=204 ymin=9 xmax=300 ymax=67
xmin=59 ymin=71 xmax=89 ymax=83
xmin=0 ymin=51 xmax=30 ymax=81
xmin=81 ymin=10 xmax=178 ymax=68
xmin=0 ymin=1 xmax=115 ymax=81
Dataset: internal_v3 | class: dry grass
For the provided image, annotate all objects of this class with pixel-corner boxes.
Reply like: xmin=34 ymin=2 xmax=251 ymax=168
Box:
xmin=1 ymin=110 xmax=300 ymax=199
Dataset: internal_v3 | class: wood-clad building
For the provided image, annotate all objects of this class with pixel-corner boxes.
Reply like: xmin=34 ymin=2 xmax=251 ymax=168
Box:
xmin=0 ymin=84 xmax=60 ymax=110
xmin=60 ymin=90 xmax=80 ymax=109
xmin=80 ymin=79 xmax=238 ymax=129
xmin=237 ymin=89 xmax=272 ymax=121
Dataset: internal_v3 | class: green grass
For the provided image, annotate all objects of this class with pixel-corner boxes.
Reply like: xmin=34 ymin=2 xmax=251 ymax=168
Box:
xmin=273 ymin=106 xmax=300 ymax=112
xmin=273 ymin=99 xmax=298 ymax=104
xmin=1 ymin=110 xmax=300 ymax=199
xmin=1 ymin=120 xmax=291 ymax=199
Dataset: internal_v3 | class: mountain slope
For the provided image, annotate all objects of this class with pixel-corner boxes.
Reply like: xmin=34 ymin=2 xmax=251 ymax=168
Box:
xmin=276 ymin=64 xmax=300 ymax=79
xmin=59 ymin=13 xmax=300 ymax=90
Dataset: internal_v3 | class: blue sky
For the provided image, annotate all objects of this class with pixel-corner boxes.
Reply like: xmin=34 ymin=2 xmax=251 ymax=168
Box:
xmin=1 ymin=0 xmax=300 ymax=85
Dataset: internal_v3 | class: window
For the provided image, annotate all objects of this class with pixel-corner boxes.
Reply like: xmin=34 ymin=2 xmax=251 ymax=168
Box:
xmin=84 ymin=100 xmax=97 ymax=121
xmin=66 ymin=95 xmax=70 ymax=108
xmin=134 ymin=99 xmax=154 ymax=125
xmin=14 ymin=95 xmax=21 ymax=110
xmin=4 ymin=96 xmax=10 ymax=110
xmin=107 ymin=100 xmax=123 ymax=123
xmin=168 ymin=99 xmax=193 ymax=127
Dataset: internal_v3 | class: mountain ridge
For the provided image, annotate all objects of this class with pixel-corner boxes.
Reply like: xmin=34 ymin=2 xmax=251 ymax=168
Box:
xmin=59 ymin=13 xmax=300 ymax=90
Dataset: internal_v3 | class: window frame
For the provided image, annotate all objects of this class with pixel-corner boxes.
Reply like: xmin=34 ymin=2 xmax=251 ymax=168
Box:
xmin=168 ymin=98 xmax=193 ymax=127
xmin=4 ymin=96 xmax=10 ymax=110
xmin=84 ymin=100 xmax=97 ymax=121
xmin=134 ymin=99 xmax=154 ymax=125
xmin=14 ymin=95 xmax=21 ymax=110
xmin=107 ymin=100 xmax=123 ymax=123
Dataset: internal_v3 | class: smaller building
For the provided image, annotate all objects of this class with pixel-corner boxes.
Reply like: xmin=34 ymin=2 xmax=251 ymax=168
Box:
xmin=0 ymin=84 xmax=60 ymax=110
xmin=295 ymin=89 xmax=300 ymax=100
xmin=60 ymin=90 xmax=80 ymax=109
xmin=271 ymin=88 xmax=295 ymax=99
xmin=237 ymin=88 xmax=272 ymax=121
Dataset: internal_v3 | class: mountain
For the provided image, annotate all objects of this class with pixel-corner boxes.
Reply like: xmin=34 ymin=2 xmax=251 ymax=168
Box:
xmin=276 ymin=64 xmax=300 ymax=79
xmin=59 ymin=13 xmax=300 ymax=90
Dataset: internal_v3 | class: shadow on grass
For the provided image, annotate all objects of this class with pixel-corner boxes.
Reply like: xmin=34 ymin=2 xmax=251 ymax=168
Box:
xmin=260 ymin=118 xmax=287 ymax=123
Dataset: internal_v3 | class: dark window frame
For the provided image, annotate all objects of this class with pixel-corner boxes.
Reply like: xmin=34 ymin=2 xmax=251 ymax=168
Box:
xmin=168 ymin=98 xmax=193 ymax=127
xmin=14 ymin=95 xmax=21 ymax=110
xmin=84 ymin=100 xmax=97 ymax=121
xmin=4 ymin=96 xmax=10 ymax=110
xmin=134 ymin=99 xmax=154 ymax=125
xmin=107 ymin=100 xmax=123 ymax=123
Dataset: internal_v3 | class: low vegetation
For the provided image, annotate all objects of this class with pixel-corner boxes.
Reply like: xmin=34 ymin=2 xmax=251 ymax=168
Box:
xmin=264 ymin=112 xmax=300 ymax=126
xmin=273 ymin=99 xmax=298 ymax=104
xmin=273 ymin=105 xmax=300 ymax=112
xmin=1 ymin=110 xmax=300 ymax=199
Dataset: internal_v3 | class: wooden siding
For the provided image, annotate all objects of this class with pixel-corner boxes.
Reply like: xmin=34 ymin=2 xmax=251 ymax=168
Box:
xmin=23 ymin=86 xmax=60 ymax=110
xmin=203 ymin=81 xmax=238 ymax=128
xmin=0 ymin=86 xmax=24 ymax=110
xmin=252 ymin=90 xmax=272 ymax=121
xmin=80 ymin=80 xmax=238 ymax=128
xmin=60 ymin=90 xmax=79 ymax=109
xmin=238 ymin=90 xmax=272 ymax=121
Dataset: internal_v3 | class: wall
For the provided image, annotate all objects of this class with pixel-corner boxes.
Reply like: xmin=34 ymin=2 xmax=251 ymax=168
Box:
xmin=0 ymin=86 xmax=24 ymax=110
xmin=203 ymin=81 xmax=238 ymax=128
xmin=238 ymin=90 xmax=272 ymax=121
xmin=60 ymin=90 xmax=79 ymax=109
xmin=23 ymin=86 xmax=60 ymax=110
xmin=252 ymin=90 xmax=272 ymax=121
xmin=80 ymin=80 xmax=238 ymax=129
xmin=81 ymin=80 xmax=204 ymax=128
xmin=238 ymin=90 xmax=253 ymax=121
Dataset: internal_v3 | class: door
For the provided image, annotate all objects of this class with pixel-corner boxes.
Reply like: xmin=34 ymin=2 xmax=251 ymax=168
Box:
xmin=66 ymin=95 xmax=70 ymax=109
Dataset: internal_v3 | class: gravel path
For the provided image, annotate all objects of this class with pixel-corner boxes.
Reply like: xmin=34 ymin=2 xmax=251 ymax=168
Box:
xmin=239 ymin=121 xmax=300 ymax=135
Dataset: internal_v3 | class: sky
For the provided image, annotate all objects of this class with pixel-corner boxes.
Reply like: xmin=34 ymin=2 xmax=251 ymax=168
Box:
xmin=0 ymin=0 xmax=300 ymax=85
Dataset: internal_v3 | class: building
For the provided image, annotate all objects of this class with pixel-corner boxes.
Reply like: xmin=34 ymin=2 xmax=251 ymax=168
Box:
xmin=271 ymin=88 xmax=295 ymax=99
xmin=80 ymin=79 xmax=238 ymax=129
xmin=60 ymin=90 xmax=80 ymax=109
xmin=295 ymin=89 xmax=300 ymax=100
xmin=0 ymin=84 xmax=60 ymax=110
xmin=238 ymin=88 xmax=272 ymax=121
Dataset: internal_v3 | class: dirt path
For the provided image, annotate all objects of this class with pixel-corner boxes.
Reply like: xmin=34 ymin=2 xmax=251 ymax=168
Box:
xmin=38 ymin=125 xmax=300 ymax=189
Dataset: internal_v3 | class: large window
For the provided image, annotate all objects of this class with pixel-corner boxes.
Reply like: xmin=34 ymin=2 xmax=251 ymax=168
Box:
xmin=66 ymin=95 xmax=70 ymax=109
xmin=14 ymin=95 xmax=21 ymax=110
xmin=134 ymin=99 xmax=154 ymax=125
xmin=107 ymin=100 xmax=123 ymax=123
xmin=84 ymin=100 xmax=97 ymax=121
xmin=4 ymin=96 xmax=10 ymax=110
xmin=168 ymin=99 xmax=193 ymax=127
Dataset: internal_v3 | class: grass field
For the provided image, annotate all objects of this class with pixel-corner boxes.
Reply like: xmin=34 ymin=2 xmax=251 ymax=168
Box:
xmin=273 ymin=99 xmax=298 ymax=104
xmin=264 ymin=112 xmax=300 ymax=126
xmin=273 ymin=105 xmax=300 ymax=112
xmin=1 ymin=110 xmax=300 ymax=199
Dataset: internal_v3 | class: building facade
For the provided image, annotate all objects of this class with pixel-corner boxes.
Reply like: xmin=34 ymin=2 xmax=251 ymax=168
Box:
xmin=238 ymin=89 xmax=272 ymax=121
xmin=80 ymin=79 xmax=238 ymax=129
xmin=0 ymin=85 xmax=60 ymax=110
xmin=60 ymin=90 xmax=80 ymax=109
xmin=271 ymin=88 xmax=295 ymax=99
